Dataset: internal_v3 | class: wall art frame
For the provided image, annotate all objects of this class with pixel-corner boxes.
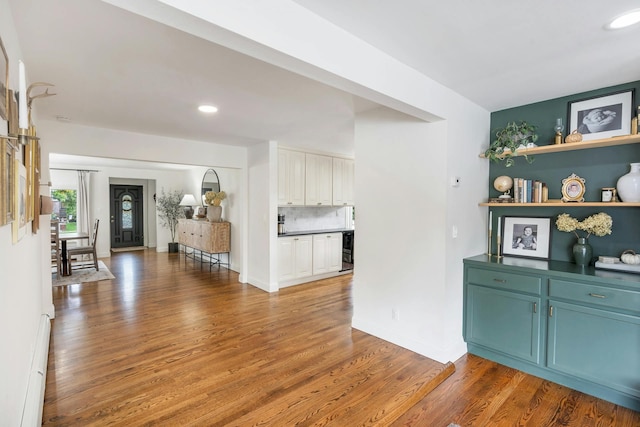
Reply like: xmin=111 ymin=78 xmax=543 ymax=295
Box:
xmin=0 ymin=35 xmax=8 ymax=123
xmin=12 ymin=159 xmax=26 ymax=242
xmin=567 ymin=89 xmax=634 ymax=141
xmin=501 ymin=216 xmax=552 ymax=260
xmin=1 ymin=137 xmax=15 ymax=225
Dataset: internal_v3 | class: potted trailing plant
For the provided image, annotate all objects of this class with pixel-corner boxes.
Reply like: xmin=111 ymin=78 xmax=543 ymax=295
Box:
xmin=485 ymin=121 xmax=539 ymax=167
xmin=156 ymin=189 xmax=183 ymax=253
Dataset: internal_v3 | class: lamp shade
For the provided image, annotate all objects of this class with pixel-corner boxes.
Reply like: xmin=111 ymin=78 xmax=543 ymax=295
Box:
xmin=179 ymin=194 xmax=199 ymax=206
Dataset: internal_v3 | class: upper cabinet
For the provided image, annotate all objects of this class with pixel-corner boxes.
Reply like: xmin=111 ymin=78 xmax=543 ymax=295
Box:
xmin=332 ymin=158 xmax=355 ymax=206
xmin=278 ymin=149 xmax=306 ymax=206
xmin=305 ymin=153 xmax=333 ymax=206
xmin=278 ymin=148 xmax=355 ymax=207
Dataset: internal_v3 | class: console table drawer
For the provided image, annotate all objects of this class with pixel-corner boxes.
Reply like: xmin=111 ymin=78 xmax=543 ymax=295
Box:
xmin=549 ymin=279 xmax=640 ymax=314
xmin=467 ymin=267 xmax=541 ymax=295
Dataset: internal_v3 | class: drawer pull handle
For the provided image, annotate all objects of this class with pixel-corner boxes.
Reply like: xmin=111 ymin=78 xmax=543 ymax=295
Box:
xmin=533 ymin=302 xmax=537 ymax=313
xmin=588 ymin=293 xmax=606 ymax=299
xmin=493 ymin=278 xmax=507 ymax=283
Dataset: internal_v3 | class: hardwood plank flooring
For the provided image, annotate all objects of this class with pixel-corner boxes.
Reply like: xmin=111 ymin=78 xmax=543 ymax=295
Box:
xmin=43 ymin=250 xmax=449 ymax=426
xmin=43 ymin=250 xmax=640 ymax=426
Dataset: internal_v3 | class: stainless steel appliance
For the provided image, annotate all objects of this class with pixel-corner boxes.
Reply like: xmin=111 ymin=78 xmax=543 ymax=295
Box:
xmin=342 ymin=230 xmax=354 ymax=270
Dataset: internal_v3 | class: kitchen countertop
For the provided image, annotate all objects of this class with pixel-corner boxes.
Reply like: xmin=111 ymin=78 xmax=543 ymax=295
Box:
xmin=278 ymin=228 xmax=354 ymax=237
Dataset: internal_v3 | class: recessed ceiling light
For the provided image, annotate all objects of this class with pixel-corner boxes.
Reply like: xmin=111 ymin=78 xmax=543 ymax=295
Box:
xmin=606 ymin=9 xmax=640 ymax=29
xmin=198 ymin=105 xmax=218 ymax=113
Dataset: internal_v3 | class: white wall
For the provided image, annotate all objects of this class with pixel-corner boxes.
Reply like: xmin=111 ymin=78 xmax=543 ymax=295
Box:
xmin=352 ymin=104 xmax=488 ymax=364
xmin=246 ymin=141 xmax=277 ymax=291
xmin=0 ymin=0 xmax=51 ymax=423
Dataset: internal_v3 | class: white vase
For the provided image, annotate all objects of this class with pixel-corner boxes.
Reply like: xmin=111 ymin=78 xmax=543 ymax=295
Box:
xmin=617 ymin=162 xmax=640 ymax=202
xmin=206 ymin=205 xmax=222 ymax=222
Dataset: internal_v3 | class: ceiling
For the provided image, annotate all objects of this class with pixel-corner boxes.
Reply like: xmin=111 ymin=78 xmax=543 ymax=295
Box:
xmin=8 ymin=0 xmax=640 ymax=161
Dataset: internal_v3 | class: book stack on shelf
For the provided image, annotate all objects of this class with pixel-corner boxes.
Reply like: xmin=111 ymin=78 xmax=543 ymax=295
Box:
xmin=512 ymin=178 xmax=548 ymax=203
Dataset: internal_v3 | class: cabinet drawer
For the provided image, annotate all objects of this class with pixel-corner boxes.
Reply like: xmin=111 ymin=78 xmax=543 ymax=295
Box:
xmin=467 ymin=267 xmax=541 ymax=295
xmin=549 ymin=279 xmax=640 ymax=314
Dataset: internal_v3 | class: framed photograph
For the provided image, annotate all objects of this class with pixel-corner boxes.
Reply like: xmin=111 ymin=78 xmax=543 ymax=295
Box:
xmin=0 ymin=137 xmax=15 ymax=225
xmin=501 ymin=216 xmax=552 ymax=260
xmin=561 ymin=173 xmax=586 ymax=203
xmin=12 ymin=160 xmax=26 ymax=243
xmin=0 ymin=36 xmax=7 ymax=122
xmin=567 ymin=89 xmax=634 ymax=141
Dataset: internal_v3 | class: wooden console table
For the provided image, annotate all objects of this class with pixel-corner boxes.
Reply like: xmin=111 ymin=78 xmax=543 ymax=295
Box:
xmin=178 ymin=219 xmax=231 ymax=270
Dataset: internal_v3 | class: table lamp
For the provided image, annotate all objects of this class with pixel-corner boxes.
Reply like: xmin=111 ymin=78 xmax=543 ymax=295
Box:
xmin=179 ymin=194 xmax=199 ymax=219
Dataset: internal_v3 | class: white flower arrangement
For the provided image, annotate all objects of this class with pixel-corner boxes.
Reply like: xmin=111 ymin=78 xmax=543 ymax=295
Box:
xmin=204 ymin=190 xmax=227 ymax=206
xmin=555 ymin=212 xmax=612 ymax=239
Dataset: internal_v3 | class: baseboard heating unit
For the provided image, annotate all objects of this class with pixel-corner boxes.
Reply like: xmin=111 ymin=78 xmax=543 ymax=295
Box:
xmin=21 ymin=314 xmax=51 ymax=427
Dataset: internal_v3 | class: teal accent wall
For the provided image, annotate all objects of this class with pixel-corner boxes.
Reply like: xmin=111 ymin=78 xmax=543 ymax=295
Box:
xmin=489 ymin=81 xmax=640 ymax=262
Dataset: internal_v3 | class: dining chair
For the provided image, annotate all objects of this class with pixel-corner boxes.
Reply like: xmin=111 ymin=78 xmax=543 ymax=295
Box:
xmin=50 ymin=220 xmax=62 ymax=277
xmin=67 ymin=219 xmax=100 ymax=272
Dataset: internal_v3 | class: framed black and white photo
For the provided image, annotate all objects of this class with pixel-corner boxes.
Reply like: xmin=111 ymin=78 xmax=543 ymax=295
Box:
xmin=501 ymin=216 xmax=551 ymax=260
xmin=567 ymin=89 xmax=634 ymax=141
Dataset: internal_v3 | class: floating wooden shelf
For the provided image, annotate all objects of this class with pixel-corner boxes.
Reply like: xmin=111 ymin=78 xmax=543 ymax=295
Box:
xmin=480 ymin=202 xmax=640 ymax=207
xmin=479 ymin=134 xmax=640 ymax=159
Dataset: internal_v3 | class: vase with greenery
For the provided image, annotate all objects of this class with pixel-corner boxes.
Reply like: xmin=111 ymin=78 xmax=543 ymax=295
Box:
xmin=485 ymin=121 xmax=539 ymax=167
xmin=156 ymin=189 xmax=183 ymax=252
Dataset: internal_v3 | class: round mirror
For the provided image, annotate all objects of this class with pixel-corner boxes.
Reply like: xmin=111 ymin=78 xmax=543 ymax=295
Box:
xmin=201 ymin=169 xmax=220 ymax=205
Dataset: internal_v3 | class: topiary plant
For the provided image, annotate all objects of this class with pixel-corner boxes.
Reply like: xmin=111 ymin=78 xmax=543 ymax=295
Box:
xmin=485 ymin=121 xmax=538 ymax=167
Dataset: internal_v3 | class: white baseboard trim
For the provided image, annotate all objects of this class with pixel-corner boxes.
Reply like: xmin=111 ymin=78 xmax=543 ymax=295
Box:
xmin=21 ymin=314 xmax=51 ymax=427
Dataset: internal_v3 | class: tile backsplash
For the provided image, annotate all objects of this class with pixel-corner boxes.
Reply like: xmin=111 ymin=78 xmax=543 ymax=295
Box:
xmin=278 ymin=206 xmax=348 ymax=232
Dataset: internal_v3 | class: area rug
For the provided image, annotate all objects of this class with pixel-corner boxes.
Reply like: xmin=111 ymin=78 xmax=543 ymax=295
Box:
xmin=52 ymin=261 xmax=115 ymax=287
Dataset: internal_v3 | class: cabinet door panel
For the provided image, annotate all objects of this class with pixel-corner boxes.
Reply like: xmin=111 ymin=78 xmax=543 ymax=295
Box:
xmin=466 ymin=284 xmax=541 ymax=364
xmin=278 ymin=238 xmax=296 ymax=281
xmin=547 ymin=301 xmax=640 ymax=398
xmin=295 ymin=236 xmax=313 ymax=278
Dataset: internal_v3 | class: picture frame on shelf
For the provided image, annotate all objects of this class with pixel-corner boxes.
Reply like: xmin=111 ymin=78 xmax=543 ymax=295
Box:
xmin=501 ymin=216 xmax=551 ymax=260
xmin=567 ymin=89 xmax=634 ymax=141
xmin=561 ymin=173 xmax=586 ymax=203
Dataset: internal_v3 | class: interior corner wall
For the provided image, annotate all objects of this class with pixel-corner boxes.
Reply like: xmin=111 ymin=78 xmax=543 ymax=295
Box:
xmin=246 ymin=141 xmax=276 ymax=291
xmin=0 ymin=0 xmax=50 ymax=423
xmin=352 ymin=107 xmax=451 ymax=362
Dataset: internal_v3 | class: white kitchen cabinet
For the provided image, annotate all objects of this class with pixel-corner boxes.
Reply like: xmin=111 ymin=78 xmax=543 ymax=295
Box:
xmin=305 ymin=153 xmax=333 ymax=206
xmin=278 ymin=235 xmax=313 ymax=281
xmin=332 ymin=158 xmax=354 ymax=206
xmin=278 ymin=149 xmax=306 ymax=206
xmin=312 ymin=233 xmax=343 ymax=275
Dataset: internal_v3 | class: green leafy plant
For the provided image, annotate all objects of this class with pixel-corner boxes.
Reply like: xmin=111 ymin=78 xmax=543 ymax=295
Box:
xmin=156 ymin=189 xmax=183 ymax=243
xmin=485 ymin=121 xmax=539 ymax=167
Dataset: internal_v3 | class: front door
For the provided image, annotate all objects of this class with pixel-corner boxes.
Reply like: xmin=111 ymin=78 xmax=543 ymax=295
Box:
xmin=110 ymin=185 xmax=144 ymax=248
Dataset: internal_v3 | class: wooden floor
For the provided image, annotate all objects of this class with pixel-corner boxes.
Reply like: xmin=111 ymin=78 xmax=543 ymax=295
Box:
xmin=43 ymin=250 xmax=640 ymax=426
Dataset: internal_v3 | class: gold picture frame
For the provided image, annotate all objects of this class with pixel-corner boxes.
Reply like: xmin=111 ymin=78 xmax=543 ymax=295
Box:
xmin=0 ymin=35 xmax=8 ymax=123
xmin=0 ymin=137 xmax=15 ymax=225
xmin=561 ymin=173 xmax=586 ymax=203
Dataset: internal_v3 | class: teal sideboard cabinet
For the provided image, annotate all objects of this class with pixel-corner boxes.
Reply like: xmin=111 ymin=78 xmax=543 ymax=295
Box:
xmin=463 ymin=255 xmax=640 ymax=411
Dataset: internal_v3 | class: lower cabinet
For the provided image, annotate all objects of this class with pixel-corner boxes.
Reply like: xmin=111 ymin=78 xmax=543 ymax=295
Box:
xmin=278 ymin=235 xmax=312 ymax=281
xmin=463 ymin=255 xmax=640 ymax=411
xmin=466 ymin=285 xmax=541 ymax=364
xmin=312 ymin=233 xmax=342 ymax=275
xmin=278 ymin=232 xmax=344 ymax=284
